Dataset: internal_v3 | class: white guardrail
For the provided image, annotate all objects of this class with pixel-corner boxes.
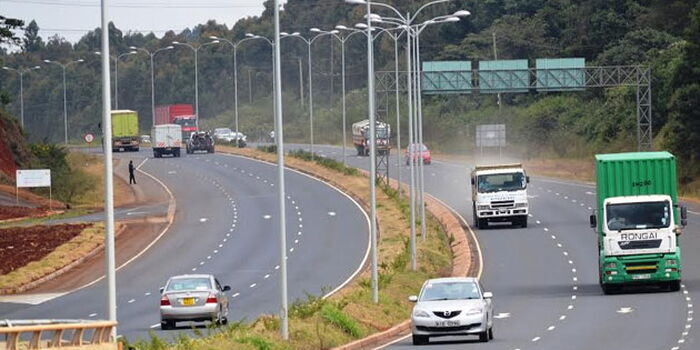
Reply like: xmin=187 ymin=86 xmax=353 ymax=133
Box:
xmin=0 ymin=320 xmax=117 ymax=350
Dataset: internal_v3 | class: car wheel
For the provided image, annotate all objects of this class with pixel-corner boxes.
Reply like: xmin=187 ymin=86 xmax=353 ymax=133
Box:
xmin=479 ymin=330 xmax=489 ymax=342
xmin=161 ymin=320 xmax=175 ymax=330
xmin=488 ymin=326 xmax=494 ymax=340
xmin=412 ymin=334 xmax=429 ymax=345
xmin=221 ymin=316 xmax=228 ymax=325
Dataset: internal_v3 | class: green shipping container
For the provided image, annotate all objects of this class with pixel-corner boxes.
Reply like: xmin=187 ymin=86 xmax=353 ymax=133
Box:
xmin=111 ymin=110 xmax=139 ymax=138
xmin=595 ymin=151 xmax=678 ymax=228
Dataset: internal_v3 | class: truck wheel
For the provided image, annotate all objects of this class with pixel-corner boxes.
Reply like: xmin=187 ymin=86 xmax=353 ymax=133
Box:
xmin=175 ymin=149 xmax=181 ymax=157
xmin=520 ymin=216 xmax=528 ymax=228
xmin=477 ymin=218 xmax=487 ymax=230
xmin=153 ymin=151 xmax=159 ymax=158
xmin=601 ymin=283 xmax=619 ymax=295
xmin=669 ymin=280 xmax=681 ymax=292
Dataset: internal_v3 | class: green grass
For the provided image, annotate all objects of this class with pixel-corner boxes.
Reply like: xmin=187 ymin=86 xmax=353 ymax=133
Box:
xmin=0 ymin=208 xmax=93 ymax=228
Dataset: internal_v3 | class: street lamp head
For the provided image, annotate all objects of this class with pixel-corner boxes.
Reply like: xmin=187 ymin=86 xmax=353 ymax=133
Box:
xmin=245 ymin=33 xmax=255 ymax=38
xmin=310 ymin=28 xmax=321 ymax=33
xmin=76 ymin=59 xmax=84 ymax=62
xmin=129 ymin=46 xmax=137 ymax=50
xmin=345 ymin=0 xmax=367 ymax=4
xmin=1 ymin=67 xmax=9 ymax=70
xmin=444 ymin=17 xmax=461 ymax=22
xmin=280 ymin=32 xmax=289 ymax=36
xmin=453 ymin=10 xmax=471 ymax=17
xmin=291 ymin=32 xmax=300 ymax=36
xmin=165 ymin=46 xmax=174 ymax=49
xmin=330 ymin=30 xmax=340 ymax=34
xmin=43 ymin=59 xmax=51 ymax=63
xmin=94 ymin=51 xmax=101 ymax=55
xmin=210 ymin=40 xmax=220 ymax=44
xmin=32 ymin=66 xmax=41 ymax=69
xmin=355 ymin=23 xmax=368 ymax=29
xmin=209 ymin=35 xmax=219 ymax=40
xmin=129 ymin=51 xmax=138 ymax=54
xmin=335 ymin=25 xmax=349 ymax=30
xmin=172 ymin=41 xmax=181 ymax=44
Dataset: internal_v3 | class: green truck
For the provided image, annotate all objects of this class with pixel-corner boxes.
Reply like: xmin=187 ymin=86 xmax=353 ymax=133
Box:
xmin=111 ymin=110 xmax=140 ymax=152
xmin=590 ymin=152 xmax=688 ymax=294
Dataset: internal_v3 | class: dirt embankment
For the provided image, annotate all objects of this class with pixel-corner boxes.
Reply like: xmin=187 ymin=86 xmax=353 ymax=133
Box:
xmin=0 ymin=110 xmax=33 ymax=182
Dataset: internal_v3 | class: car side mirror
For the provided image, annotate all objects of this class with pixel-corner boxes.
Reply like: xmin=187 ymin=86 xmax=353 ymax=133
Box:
xmin=526 ymin=176 xmax=530 ymax=183
xmin=470 ymin=178 xmax=474 ymax=185
xmin=482 ymin=292 xmax=493 ymax=299
xmin=222 ymin=285 xmax=231 ymax=292
xmin=589 ymin=214 xmax=597 ymax=228
xmin=408 ymin=295 xmax=418 ymax=303
xmin=159 ymin=287 xmax=164 ymax=294
xmin=681 ymin=205 xmax=688 ymax=227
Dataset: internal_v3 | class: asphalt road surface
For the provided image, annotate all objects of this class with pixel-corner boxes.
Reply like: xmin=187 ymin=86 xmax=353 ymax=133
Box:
xmin=0 ymin=148 xmax=370 ymax=341
xmin=286 ymin=143 xmax=698 ymax=350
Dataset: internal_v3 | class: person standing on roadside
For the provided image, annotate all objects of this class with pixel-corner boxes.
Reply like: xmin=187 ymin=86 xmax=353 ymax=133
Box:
xmin=128 ymin=160 xmax=136 ymax=184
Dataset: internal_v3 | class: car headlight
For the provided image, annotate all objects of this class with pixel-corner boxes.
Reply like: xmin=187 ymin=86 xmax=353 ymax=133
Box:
xmin=515 ymin=202 xmax=528 ymax=208
xmin=665 ymin=259 xmax=677 ymax=266
xmin=604 ymin=262 xmax=617 ymax=269
xmin=477 ymin=205 xmax=490 ymax=210
xmin=465 ymin=308 xmax=483 ymax=316
xmin=413 ymin=309 xmax=431 ymax=318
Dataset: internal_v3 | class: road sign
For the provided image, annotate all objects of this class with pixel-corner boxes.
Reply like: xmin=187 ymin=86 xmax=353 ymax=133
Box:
xmin=476 ymin=124 xmax=506 ymax=147
xmin=16 ymin=169 xmax=51 ymax=188
xmin=84 ymin=133 xmax=95 ymax=143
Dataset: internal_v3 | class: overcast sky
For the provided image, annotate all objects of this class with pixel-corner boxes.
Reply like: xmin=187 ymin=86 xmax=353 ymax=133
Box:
xmin=2 ymin=0 xmax=270 ymax=43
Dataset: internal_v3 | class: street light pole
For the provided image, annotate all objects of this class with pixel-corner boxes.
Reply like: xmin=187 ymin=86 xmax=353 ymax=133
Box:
xmin=2 ymin=66 xmax=41 ymax=128
xmin=130 ymin=46 xmax=174 ymax=126
xmin=172 ymin=41 xmax=219 ymax=128
xmin=44 ymin=58 xmax=84 ymax=144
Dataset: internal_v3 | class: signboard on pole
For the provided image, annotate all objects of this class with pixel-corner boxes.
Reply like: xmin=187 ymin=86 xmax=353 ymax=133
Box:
xmin=84 ymin=133 xmax=95 ymax=144
xmin=16 ymin=169 xmax=51 ymax=188
xmin=476 ymin=124 xmax=506 ymax=147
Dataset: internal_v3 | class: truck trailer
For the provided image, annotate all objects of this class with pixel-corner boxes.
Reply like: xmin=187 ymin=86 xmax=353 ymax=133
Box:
xmin=471 ymin=163 xmax=530 ymax=229
xmin=151 ymin=124 xmax=182 ymax=158
xmin=351 ymin=119 xmax=391 ymax=156
xmin=111 ymin=110 xmax=140 ymax=152
xmin=155 ymin=104 xmax=197 ymax=138
xmin=590 ymin=152 xmax=688 ymax=294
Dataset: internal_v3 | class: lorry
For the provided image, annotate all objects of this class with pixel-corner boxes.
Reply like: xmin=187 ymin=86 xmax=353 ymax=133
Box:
xmin=155 ymin=104 xmax=197 ymax=138
xmin=151 ymin=124 xmax=182 ymax=158
xmin=111 ymin=110 xmax=140 ymax=152
xmin=471 ymin=163 xmax=530 ymax=229
xmin=352 ymin=119 xmax=391 ymax=156
xmin=589 ymin=152 xmax=688 ymax=294
xmin=186 ymin=131 xmax=214 ymax=154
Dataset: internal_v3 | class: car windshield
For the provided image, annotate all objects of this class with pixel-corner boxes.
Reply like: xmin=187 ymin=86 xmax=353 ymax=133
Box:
xmin=477 ymin=172 xmax=526 ymax=193
xmin=174 ymin=118 xmax=196 ymax=127
xmin=420 ymin=281 xmax=481 ymax=301
xmin=215 ymin=128 xmax=232 ymax=135
xmin=166 ymin=278 xmax=211 ymax=292
xmin=606 ymin=201 xmax=671 ymax=231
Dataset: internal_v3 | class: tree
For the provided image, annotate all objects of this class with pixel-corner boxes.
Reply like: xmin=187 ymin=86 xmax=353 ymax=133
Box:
xmin=0 ymin=15 xmax=23 ymax=46
xmin=23 ymin=20 xmax=44 ymax=53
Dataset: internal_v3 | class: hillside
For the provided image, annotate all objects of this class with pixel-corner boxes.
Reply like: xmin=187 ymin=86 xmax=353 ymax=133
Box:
xmin=0 ymin=110 xmax=33 ymax=182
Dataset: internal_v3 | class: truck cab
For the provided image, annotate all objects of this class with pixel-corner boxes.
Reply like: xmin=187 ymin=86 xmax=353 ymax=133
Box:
xmin=471 ymin=164 xmax=530 ymax=229
xmin=590 ymin=152 xmax=688 ymax=293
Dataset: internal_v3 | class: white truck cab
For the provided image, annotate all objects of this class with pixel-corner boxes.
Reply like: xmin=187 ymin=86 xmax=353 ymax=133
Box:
xmin=471 ymin=164 xmax=530 ymax=229
xmin=601 ymin=195 xmax=679 ymax=257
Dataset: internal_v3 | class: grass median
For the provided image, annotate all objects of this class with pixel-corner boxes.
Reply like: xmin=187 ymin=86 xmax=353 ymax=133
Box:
xmin=121 ymin=146 xmax=453 ymax=350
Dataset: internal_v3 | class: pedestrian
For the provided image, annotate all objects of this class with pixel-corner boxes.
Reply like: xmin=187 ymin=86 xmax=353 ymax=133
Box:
xmin=128 ymin=160 xmax=136 ymax=184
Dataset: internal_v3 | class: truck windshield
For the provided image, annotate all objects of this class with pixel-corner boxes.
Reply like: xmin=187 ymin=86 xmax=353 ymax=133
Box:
xmin=376 ymin=128 xmax=388 ymax=138
xmin=477 ymin=172 xmax=526 ymax=193
xmin=606 ymin=201 xmax=671 ymax=231
xmin=174 ymin=118 xmax=196 ymax=127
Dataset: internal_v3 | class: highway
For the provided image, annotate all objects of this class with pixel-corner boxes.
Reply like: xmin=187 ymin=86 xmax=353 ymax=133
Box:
xmin=288 ymin=144 xmax=698 ymax=350
xmin=0 ymin=149 xmax=370 ymax=341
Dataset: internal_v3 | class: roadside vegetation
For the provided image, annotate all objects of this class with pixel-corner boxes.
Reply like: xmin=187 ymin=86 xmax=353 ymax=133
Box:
xmin=119 ymin=146 xmax=453 ymax=350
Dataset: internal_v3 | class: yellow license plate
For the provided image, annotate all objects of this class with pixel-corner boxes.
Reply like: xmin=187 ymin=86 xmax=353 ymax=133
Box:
xmin=182 ymin=297 xmax=195 ymax=306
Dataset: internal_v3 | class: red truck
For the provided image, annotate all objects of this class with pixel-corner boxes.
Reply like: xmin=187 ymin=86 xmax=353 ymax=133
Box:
xmin=155 ymin=104 xmax=198 ymax=137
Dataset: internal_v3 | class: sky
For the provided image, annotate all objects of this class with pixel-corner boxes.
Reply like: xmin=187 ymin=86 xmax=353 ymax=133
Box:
xmin=1 ymin=0 xmax=272 ymax=43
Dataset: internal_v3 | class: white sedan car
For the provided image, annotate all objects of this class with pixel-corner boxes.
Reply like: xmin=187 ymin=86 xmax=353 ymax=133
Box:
xmin=409 ymin=277 xmax=494 ymax=345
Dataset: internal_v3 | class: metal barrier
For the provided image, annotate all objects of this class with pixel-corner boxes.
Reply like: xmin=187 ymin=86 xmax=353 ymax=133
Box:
xmin=0 ymin=320 xmax=117 ymax=350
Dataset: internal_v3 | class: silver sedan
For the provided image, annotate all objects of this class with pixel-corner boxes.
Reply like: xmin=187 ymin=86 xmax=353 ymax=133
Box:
xmin=159 ymin=274 xmax=231 ymax=330
xmin=409 ymin=277 xmax=494 ymax=345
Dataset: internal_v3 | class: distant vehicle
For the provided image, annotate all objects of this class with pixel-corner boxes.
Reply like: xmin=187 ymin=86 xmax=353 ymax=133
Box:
xmin=159 ymin=274 xmax=231 ymax=330
xmin=409 ymin=277 xmax=494 ymax=345
xmin=404 ymin=143 xmax=431 ymax=165
xmin=589 ymin=152 xmax=687 ymax=294
xmin=213 ymin=128 xmax=233 ymax=139
xmin=151 ymin=124 xmax=182 ymax=158
xmin=111 ymin=110 xmax=140 ymax=152
xmin=186 ymin=131 xmax=214 ymax=154
xmin=213 ymin=128 xmax=247 ymax=144
xmin=269 ymin=130 xmax=275 ymax=143
xmin=155 ymin=104 xmax=197 ymax=138
xmin=352 ymin=119 xmax=390 ymax=156
xmin=140 ymin=135 xmax=151 ymax=144
xmin=471 ymin=164 xmax=530 ymax=229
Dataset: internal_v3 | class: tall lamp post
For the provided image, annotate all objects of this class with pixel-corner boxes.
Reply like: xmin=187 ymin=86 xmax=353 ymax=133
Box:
xmin=281 ymin=30 xmax=336 ymax=157
xmin=43 ymin=58 xmax=84 ymax=144
xmin=172 ymin=40 xmax=220 ymax=126
xmin=2 ymin=65 xmax=41 ymax=128
xmin=315 ymin=27 xmax=365 ymax=166
xmin=207 ymin=35 xmax=266 ymax=136
xmin=129 ymin=45 xmax=174 ymax=126
xmin=94 ymin=50 xmax=137 ymax=109
xmin=244 ymin=33 xmax=276 ymax=134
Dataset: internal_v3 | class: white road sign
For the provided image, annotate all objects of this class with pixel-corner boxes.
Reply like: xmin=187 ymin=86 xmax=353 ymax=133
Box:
xmin=16 ymin=169 xmax=51 ymax=188
xmin=84 ymin=133 xmax=95 ymax=143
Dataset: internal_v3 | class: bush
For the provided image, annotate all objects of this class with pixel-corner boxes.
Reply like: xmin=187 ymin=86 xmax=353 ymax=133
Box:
xmin=28 ymin=143 xmax=96 ymax=205
xmin=257 ymin=145 xmax=277 ymax=153
xmin=288 ymin=149 xmax=359 ymax=176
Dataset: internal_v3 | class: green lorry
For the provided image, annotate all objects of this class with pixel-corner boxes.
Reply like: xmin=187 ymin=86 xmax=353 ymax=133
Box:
xmin=590 ymin=152 xmax=688 ymax=294
xmin=111 ymin=110 xmax=140 ymax=152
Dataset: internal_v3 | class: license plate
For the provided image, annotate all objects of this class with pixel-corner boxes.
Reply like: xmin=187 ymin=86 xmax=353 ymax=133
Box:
xmin=434 ymin=320 xmax=460 ymax=327
xmin=632 ymin=274 xmax=651 ymax=280
xmin=182 ymin=297 xmax=195 ymax=306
